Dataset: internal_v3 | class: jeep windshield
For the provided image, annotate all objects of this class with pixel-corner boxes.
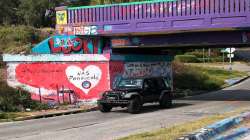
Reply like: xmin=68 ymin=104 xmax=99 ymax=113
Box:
xmin=116 ymin=79 xmax=143 ymax=89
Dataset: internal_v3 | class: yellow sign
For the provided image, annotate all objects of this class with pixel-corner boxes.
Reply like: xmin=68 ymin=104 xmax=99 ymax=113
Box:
xmin=56 ymin=11 xmax=67 ymax=25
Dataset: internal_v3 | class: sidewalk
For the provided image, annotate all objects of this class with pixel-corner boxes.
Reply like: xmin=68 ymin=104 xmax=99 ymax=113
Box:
xmin=178 ymin=112 xmax=250 ymax=140
xmin=1 ymin=105 xmax=97 ymax=122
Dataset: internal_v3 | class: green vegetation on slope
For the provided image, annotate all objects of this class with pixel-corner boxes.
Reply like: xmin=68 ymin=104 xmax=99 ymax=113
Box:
xmin=173 ymin=62 xmax=247 ymax=92
xmin=1 ymin=0 xmax=145 ymax=27
xmin=0 ymin=68 xmax=49 ymax=113
xmin=0 ymin=26 xmax=53 ymax=53
xmin=0 ymin=80 xmax=49 ymax=112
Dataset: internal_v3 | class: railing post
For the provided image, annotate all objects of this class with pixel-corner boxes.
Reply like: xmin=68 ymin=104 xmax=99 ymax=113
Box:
xmin=56 ymin=85 xmax=60 ymax=104
xmin=39 ymin=88 xmax=42 ymax=103
xmin=62 ymin=85 xmax=65 ymax=104
xmin=69 ymin=91 xmax=72 ymax=104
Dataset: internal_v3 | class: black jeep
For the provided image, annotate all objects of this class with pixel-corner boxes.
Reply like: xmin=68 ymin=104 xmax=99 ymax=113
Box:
xmin=97 ymin=77 xmax=173 ymax=114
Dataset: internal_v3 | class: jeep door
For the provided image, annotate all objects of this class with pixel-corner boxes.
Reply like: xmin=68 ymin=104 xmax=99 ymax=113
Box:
xmin=142 ymin=78 xmax=158 ymax=102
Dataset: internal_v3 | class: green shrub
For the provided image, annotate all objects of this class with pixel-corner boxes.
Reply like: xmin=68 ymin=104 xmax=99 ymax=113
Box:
xmin=185 ymin=51 xmax=204 ymax=58
xmin=0 ymin=26 xmax=54 ymax=53
xmin=197 ymin=57 xmax=224 ymax=63
xmin=0 ymin=61 xmax=3 ymax=69
xmin=0 ymin=80 xmax=49 ymax=112
xmin=185 ymin=49 xmax=221 ymax=57
xmin=0 ymin=113 xmax=7 ymax=119
xmin=175 ymin=55 xmax=200 ymax=63
xmin=173 ymin=62 xmax=224 ymax=91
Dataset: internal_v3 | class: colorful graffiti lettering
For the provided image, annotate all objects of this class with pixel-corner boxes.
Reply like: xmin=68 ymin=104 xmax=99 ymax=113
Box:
xmin=32 ymin=35 xmax=105 ymax=54
xmin=66 ymin=65 xmax=102 ymax=94
xmin=56 ymin=11 xmax=67 ymax=25
xmin=111 ymin=37 xmax=141 ymax=47
xmin=74 ymin=26 xmax=98 ymax=35
xmin=111 ymin=38 xmax=130 ymax=47
xmin=123 ymin=62 xmax=171 ymax=78
xmin=49 ymin=36 xmax=82 ymax=54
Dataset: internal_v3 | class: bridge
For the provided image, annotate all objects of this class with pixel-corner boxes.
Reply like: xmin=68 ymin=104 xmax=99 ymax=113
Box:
xmin=2 ymin=0 xmax=250 ymax=103
xmin=56 ymin=0 xmax=250 ymax=35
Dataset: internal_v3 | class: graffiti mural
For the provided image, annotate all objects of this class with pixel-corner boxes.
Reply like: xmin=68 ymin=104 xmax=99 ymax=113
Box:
xmin=32 ymin=35 xmax=104 ymax=54
xmin=66 ymin=65 xmax=102 ymax=94
xmin=111 ymin=37 xmax=141 ymax=47
xmin=6 ymin=62 xmax=109 ymax=103
xmin=123 ymin=62 xmax=171 ymax=78
xmin=56 ymin=10 xmax=67 ymax=25
xmin=74 ymin=26 xmax=98 ymax=35
xmin=49 ymin=35 xmax=82 ymax=53
xmin=109 ymin=60 xmax=172 ymax=89
xmin=4 ymin=54 xmax=172 ymax=103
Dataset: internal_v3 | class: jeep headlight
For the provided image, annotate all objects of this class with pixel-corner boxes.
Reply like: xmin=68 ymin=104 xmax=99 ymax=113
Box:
xmin=121 ymin=92 xmax=126 ymax=97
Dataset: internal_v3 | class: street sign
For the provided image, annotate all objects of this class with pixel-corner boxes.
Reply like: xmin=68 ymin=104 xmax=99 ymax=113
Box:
xmin=225 ymin=48 xmax=236 ymax=53
xmin=227 ymin=54 xmax=234 ymax=58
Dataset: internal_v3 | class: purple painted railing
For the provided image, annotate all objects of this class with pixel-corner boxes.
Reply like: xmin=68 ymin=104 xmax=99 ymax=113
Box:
xmin=57 ymin=0 xmax=250 ymax=35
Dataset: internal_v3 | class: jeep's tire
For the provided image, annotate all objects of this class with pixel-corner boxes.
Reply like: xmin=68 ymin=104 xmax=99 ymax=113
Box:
xmin=128 ymin=97 xmax=142 ymax=114
xmin=98 ymin=103 xmax=112 ymax=113
xmin=159 ymin=93 xmax=172 ymax=108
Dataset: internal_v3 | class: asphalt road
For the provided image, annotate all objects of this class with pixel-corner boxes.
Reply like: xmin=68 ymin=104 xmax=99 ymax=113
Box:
xmin=1 ymin=79 xmax=250 ymax=140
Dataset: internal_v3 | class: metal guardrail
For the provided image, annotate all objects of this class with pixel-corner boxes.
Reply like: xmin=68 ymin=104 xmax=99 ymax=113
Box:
xmin=57 ymin=0 xmax=250 ymax=35
xmin=67 ymin=0 xmax=249 ymax=24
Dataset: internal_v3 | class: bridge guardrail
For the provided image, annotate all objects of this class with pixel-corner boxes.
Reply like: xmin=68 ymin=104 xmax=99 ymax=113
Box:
xmin=56 ymin=0 xmax=250 ymax=35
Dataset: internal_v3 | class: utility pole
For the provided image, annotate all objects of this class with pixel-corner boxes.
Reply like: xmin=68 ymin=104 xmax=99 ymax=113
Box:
xmin=208 ymin=48 xmax=211 ymax=63
xmin=229 ymin=48 xmax=232 ymax=71
xmin=222 ymin=51 xmax=225 ymax=69
xmin=203 ymin=48 xmax=205 ymax=63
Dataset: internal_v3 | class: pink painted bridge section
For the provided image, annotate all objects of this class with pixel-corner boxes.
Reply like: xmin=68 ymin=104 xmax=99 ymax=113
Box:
xmin=56 ymin=0 xmax=250 ymax=36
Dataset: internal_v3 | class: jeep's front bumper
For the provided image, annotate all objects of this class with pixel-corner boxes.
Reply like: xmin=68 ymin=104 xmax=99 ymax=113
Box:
xmin=98 ymin=99 xmax=129 ymax=105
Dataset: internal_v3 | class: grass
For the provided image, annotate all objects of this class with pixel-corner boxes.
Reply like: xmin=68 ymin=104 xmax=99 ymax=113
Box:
xmin=173 ymin=62 xmax=248 ymax=92
xmin=0 ymin=112 xmax=29 ymax=122
xmin=0 ymin=25 xmax=54 ymax=54
xmin=118 ymin=110 xmax=246 ymax=140
xmin=195 ymin=66 xmax=246 ymax=83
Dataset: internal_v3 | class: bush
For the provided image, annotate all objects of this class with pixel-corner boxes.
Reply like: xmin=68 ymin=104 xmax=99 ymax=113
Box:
xmin=0 ymin=113 xmax=7 ymax=119
xmin=175 ymin=55 xmax=200 ymax=63
xmin=0 ymin=26 xmax=54 ymax=53
xmin=185 ymin=51 xmax=204 ymax=58
xmin=0 ymin=61 xmax=3 ymax=69
xmin=0 ymin=80 xmax=49 ymax=112
xmin=173 ymin=62 xmax=223 ymax=91
xmin=197 ymin=57 xmax=224 ymax=63
xmin=185 ymin=49 xmax=221 ymax=57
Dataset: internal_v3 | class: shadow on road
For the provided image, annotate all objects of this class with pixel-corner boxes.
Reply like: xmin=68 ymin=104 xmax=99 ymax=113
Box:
xmin=112 ymin=103 xmax=192 ymax=114
xmin=179 ymin=90 xmax=250 ymax=101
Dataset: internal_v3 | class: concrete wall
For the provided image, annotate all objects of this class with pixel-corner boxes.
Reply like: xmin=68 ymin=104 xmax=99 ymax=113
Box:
xmin=3 ymin=54 xmax=173 ymax=104
xmin=4 ymin=54 xmax=111 ymax=104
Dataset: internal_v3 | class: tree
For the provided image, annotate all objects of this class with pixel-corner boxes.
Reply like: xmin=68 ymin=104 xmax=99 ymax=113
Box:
xmin=0 ymin=0 xmax=20 ymax=25
xmin=1 ymin=0 xmax=144 ymax=27
xmin=16 ymin=0 xmax=92 ymax=27
xmin=17 ymin=0 xmax=67 ymax=27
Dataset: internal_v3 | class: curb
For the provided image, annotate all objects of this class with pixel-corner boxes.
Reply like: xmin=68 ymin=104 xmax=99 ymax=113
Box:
xmin=177 ymin=112 xmax=250 ymax=140
xmin=215 ymin=127 xmax=250 ymax=140
xmin=12 ymin=107 xmax=98 ymax=121
xmin=224 ymin=76 xmax=250 ymax=87
xmin=178 ymin=76 xmax=250 ymax=100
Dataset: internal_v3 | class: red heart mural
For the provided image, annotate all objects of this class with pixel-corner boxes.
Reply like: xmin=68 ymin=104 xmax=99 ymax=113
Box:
xmin=15 ymin=62 xmax=110 ymax=100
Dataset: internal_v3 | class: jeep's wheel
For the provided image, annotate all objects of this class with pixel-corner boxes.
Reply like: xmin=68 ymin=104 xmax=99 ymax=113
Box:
xmin=159 ymin=93 xmax=172 ymax=108
xmin=128 ymin=97 xmax=142 ymax=114
xmin=98 ymin=103 xmax=112 ymax=113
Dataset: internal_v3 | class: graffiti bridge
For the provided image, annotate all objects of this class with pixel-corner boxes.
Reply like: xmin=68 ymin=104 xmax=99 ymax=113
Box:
xmin=3 ymin=0 xmax=250 ymax=103
xmin=55 ymin=0 xmax=250 ymax=48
